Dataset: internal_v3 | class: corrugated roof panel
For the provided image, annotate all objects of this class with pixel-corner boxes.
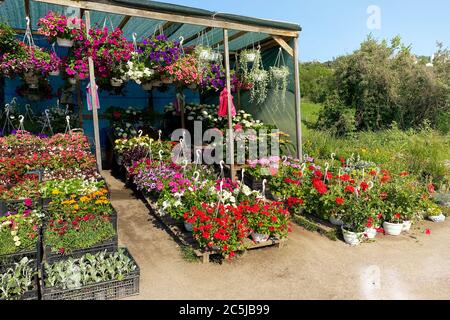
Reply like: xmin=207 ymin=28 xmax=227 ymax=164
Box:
xmin=228 ymin=33 xmax=270 ymax=51
xmin=0 ymin=0 xmax=26 ymax=29
xmin=122 ymin=16 xmax=163 ymax=40
xmin=89 ymin=11 xmax=124 ymax=29
xmin=168 ymin=24 xmax=204 ymax=43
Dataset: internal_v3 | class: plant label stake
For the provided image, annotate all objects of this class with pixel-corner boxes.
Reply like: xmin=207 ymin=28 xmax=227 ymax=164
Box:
xmin=195 ymin=149 xmax=202 ymax=168
xmin=219 ymin=160 xmax=225 ymax=178
xmin=262 ymin=179 xmax=267 ymax=200
xmin=65 ymin=116 xmax=72 ymax=134
xmin=301 ymin=162 xmax=306 ymax=175
xmin=368 ymin=181 xmax=374 ymax=191
xmin=241 ymin=168 xmax=245 ymax=185
xmin=41 ymin=109 xmax=54 ymax=136
xmin=159 ymin=149 xmax=163 ymax=163
xmin=138 ymin=130 xmax=143 ymax=138
xmin=18 ymin=115 xmax=25 ymax=132
xmin=158 ymin=130 xmax=162 ymax=142
xmin=331 ymin=153 xmax=336 ymax=166
xmin=324 ymin=162 xmax=330 ymax=182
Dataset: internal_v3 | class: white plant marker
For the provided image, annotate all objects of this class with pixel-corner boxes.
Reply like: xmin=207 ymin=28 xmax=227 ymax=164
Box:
xmin=241 ymin=168 xmax=245 ymax=184
xmin=158 ymin=130 xmax=162 ymax=142
xmin=324 ymin=162 xmax=330 ymax=182
xmin=138 ymin=130 xmax=143 ymax=137
xmin=262 ymin=179 xmax=267 ymax=199
xmin=219 ymin=160 xmax=225 ymax=178
xmin=18 ymin=115 xmax=25 ymax=132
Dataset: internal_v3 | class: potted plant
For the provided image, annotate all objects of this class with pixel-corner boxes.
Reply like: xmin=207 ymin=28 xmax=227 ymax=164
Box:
xmin=122 ymin=52 xmax=156 ymax=87
xmin=195 ymin=45 xmax=213 ymax=62
xmin=37 ymin=11 xmax=84 ymax=47
xmin=160 ymin=54 xmax=202 ymax=88
xmin=240 ymin=49 xmax=259 ymax=64
xmin=340 ymin=194 xmax=370 ymax=246
xmin=426 ymin=202 xmax=445 ymax=222
xmin=243 ymin=200 xmax=290 ymax=243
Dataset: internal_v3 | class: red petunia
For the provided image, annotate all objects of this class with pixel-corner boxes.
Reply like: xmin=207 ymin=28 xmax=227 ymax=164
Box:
xmin=335 ymin=197 xmax=344 ymax=205
xmin=314 ymin=170 xmax=323 ymax=178
xmin=360 ymin=181 xmax=369 ymax=191
xmin=340 ymin=174 xmax=350 ymax=182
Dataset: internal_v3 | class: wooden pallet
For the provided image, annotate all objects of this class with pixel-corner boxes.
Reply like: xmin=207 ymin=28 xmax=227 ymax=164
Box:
xmin=140 ymin=195 xmax=286 ymax=263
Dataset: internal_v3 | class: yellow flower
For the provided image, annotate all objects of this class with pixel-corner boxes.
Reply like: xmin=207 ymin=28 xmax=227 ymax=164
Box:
xmin=73 ymin=204 xmax=79 ymax=210
xmin=80 ymin=196 xmax=89 ymax=203
xmin=52 ymin=189 xmax=61 ymax=195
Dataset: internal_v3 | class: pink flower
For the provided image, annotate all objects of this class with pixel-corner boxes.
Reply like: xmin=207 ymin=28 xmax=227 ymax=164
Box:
xmin=24 ymin=198 xmax=33 ymax=207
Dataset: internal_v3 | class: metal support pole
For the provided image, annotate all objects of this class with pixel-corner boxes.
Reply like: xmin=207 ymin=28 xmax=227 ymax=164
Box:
xmin=85 ymin=10 xmax=103 ymax=171
xmin=223 ymin=29 xmax=236 ymax=181
xmin=293 ymin=37 xmax=303 ymax=161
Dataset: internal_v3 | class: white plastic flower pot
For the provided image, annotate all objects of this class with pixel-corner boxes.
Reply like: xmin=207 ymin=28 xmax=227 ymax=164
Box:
xmin=402 ymin=220 xmax=412 ymax=232
xmin=208 ymin=52 xmax=222 ymax=62
xmin=428 ymin=214 xmax=446 ymax=223
xmin=329 ymin=216 xmax=344 ymax=226
xmin=272 ymin=69 xmax=288 ymax=80
xmin=251 ymin=232 xmax=270 ymax=243
xmin=383 ymin=221 xmax=403 ymax=236
xmin=110 ymin=79 xmax=123 ymax=87
xmin=68 ymin=78 xmax=77 ymax=85
xmin=49 ymin=70 xmax=60 ymax=77
xmin=142 ymin=82 xmax=153 ymax=91
xmin=253 ymin=73 xmax=267 ymax=82
xmin=341 ymin=227 xmax=363 ymax=246
xmin=152 ymin=80 xmax=163 ymax=87
xmin=364 ymin=227 xmax=377 ymax=240
xmin=57 ymin=38 xmax=73 ymax=47
xmin=184 ymin=222 xmax=193 ymax=232
xmin=198 ymin=50 xmax=211 ymax=60
xmin=244 ymin=53 xmax=257 ymax=62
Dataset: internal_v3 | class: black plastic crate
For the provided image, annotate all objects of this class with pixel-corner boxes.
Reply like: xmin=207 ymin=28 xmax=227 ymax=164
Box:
xmin=41 ymin=248 xmax=140 ymax=300
xmin=0 ymin=242 xmax=39 ymax=273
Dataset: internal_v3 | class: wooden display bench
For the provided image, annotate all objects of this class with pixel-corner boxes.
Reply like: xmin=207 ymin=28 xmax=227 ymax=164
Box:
xmin=139 ymin=194 xmax=286 ymax=263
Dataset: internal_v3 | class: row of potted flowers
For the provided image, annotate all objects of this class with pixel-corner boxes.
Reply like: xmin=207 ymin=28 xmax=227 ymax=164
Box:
xmin=246 ymin=155 xmax=445 ymax=246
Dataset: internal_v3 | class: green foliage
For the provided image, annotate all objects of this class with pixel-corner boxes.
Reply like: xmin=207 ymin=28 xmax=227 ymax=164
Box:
xmin=0 ymin=257 xmax=36 ymax=300
xmin=0 ymin=23 xmax=20 ymax=55
xmin=315 ymin=93 xmax=356 ymax=137
xmin=300 ymin=61 xmax=333 ymax=103
xmin=44 ymin=249 xmax=137 ymax=290
xmin=307 ymin=36 xmax=449 ymax=133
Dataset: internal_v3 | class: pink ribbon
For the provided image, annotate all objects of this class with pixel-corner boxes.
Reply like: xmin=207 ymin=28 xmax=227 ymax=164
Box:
xmin=218 ymin=88 xmax=236 ymax=118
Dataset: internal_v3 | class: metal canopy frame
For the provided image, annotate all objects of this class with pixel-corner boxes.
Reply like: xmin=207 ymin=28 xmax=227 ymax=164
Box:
xmin=4 ymin=0 xmax=303 ymax=175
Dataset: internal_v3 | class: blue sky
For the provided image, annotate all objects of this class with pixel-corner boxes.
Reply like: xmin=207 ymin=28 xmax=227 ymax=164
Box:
xmin=161 ymin=0 xmax=450 ymax=62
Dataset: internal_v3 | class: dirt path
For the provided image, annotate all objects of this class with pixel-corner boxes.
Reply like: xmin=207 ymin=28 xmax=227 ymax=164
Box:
xmin=103 ymin=171 xmax=450 ymax=300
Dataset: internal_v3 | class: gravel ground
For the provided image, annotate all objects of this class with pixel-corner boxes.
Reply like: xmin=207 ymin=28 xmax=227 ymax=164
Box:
xmin=103 ymin=170 xmax=450 ymax=300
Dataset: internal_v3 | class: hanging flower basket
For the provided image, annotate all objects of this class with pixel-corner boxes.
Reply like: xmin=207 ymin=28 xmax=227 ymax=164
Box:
xmin=56 ymin=38 xmax=73 ymax=48
xmin=161 ymin=77 xmax=173 ymax=84
xmin=240 ymin=49 xmax=259 ymax=63
xmin=110 ymin=78 xmax=123 ymax=87
xmin=49 ymin=69 xmax=60 ymax=77
xmin=270 ymin=66 xmax=290 ymax=80
xmin=252 ymin=70 xmax=268 ymax=82
xmin=142 ymin=82 xmax=153 ymax=91
xmin=152 ymin=80 xmax=163 ymax=87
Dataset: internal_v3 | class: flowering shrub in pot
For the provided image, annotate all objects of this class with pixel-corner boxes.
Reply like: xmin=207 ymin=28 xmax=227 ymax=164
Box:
xmin=122 ymin=52 xmax=156 ymax=86
xmin=161 ymin=54 xmax=202 ymax=88
xmin=184 ymin=203 xmax=250 ymax=258
xmin=37 ymin=11 xmax=84 ymax=47
xmin=142 ymin=34 xmax=182 ymax=67
xmin=242 ymin=200 xmax=290 ymax=243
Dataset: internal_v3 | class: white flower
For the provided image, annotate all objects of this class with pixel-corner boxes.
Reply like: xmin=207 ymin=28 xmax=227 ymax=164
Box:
xmin=15 ymin=241 xmax=21 ymax=247
xmin=10 ymin=230 xmax=17 ymax=236
xmin=241 ymin=185 xmax=252 ymax=196
xmin=13 ymin=236 xmax=20 ymax=242
xmin=187 ymin=116 xmax=194 ymax=121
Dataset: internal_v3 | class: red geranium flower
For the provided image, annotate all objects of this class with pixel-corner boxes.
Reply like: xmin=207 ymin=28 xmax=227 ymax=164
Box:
xmin=360 ymin=181 xmax=369 ymax=191
xmin=345 ymin=185 xmax=355 ymax=193
xmin=335 ymin=197 xmax=344 ymax=205
xmin=312 ymin=178 xmax=328 ymax=194
xmin=425 ymin=229 xmax=431 ymax=235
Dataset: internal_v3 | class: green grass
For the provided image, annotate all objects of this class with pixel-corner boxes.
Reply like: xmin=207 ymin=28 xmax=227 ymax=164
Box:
xmin=301 ymin=101 xmax=322 ymax=136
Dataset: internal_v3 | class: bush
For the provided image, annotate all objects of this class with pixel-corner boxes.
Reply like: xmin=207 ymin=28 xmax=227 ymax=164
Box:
xmin=315 ymin=93 xmax=356 ymax=137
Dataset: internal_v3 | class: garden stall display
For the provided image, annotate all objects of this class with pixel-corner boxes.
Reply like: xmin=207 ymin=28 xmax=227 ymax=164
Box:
xmin=0 ymin=131 xmax=139 ymax=300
